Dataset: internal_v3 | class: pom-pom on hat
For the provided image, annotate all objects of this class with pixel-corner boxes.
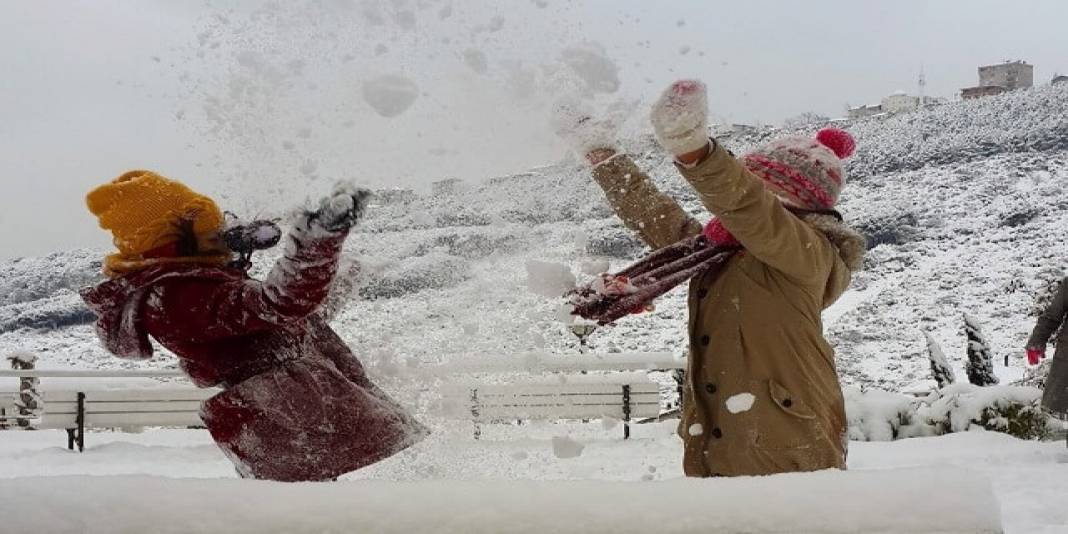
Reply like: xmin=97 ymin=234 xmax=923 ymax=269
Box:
xmin=742 ymin=127 xmax=855 ymax=210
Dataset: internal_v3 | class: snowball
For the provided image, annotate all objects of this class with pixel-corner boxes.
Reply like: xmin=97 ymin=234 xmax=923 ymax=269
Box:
xmin=579 ymin=258 xmax=610 ymax=276
xmin=525 ymin=260 xmax=576 ymax=297
xmin=726 ymin=393 xmax=755 ymax=414
xmin=559 ymin=44 xmax=620 ymax=94
xmin=687 ymin=423 xmax=704 ymax=436
xmin=551 ymin=436 xmax=585 ymax=459
xmin=462 ymin=49 xmax=488 ymax=75
xmin=362 ymin=75 xmax=420 ymax=118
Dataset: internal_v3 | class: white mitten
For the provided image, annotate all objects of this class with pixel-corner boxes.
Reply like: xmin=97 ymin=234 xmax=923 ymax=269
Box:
xmin=550 ymin=96 xmax=620 ymax=158
xmin=650 ymin=79 xmax=710 ymax=156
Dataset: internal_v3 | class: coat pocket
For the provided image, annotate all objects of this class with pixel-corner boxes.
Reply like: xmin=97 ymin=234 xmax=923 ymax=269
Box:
xmin=746 ymin=379 xmax=821 ymax=450
xmin=768 ymin=380 xmax=816 ymax=420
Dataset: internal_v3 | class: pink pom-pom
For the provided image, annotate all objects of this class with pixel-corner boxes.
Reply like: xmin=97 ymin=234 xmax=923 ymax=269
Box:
xmin=816 ymin=128 xmax=856 ymax=159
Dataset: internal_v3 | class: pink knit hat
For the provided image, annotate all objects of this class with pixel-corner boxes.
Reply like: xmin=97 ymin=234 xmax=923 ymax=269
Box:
xmin=743 ymin=128 xmax=855 ymax=210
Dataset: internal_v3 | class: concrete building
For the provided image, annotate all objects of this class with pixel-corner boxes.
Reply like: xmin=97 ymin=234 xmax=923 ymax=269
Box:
xmin=847 ymin=104 xmax=883 ymax=120
xmin=960 ymin=60 xmax=1034 ymax=100
xmin=881 ymin=91 xmax=921 ymax=114
xmin=978 ymin=60 xmax=1034 ymax=90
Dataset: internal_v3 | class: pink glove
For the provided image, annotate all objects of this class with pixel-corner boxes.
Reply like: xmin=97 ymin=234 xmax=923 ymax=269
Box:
xmin=1026 ymin=347 xmax=1046 ymax=366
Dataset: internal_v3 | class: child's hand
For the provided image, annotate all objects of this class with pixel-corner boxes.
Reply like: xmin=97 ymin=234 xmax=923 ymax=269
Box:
xmin=309 ymin=182 xmax=372 ymax=232
xmin=650 ymin=79 xmax=710 ymax=157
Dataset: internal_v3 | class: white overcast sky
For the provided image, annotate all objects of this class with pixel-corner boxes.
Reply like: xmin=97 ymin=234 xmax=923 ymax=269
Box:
xmin=2 ymin=0 xmax=1066 ymax=259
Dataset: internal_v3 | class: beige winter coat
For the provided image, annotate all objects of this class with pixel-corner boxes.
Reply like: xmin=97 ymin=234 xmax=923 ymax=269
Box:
xmin=592 ymin=143 xmax=865 ymax=477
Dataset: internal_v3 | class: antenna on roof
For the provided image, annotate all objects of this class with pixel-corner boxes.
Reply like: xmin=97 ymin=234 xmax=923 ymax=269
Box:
xmin=918 ymin=65 xmax=926 ymax=108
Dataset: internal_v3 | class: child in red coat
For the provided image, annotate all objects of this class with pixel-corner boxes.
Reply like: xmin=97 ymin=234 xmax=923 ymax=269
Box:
xmin=81 ymin=171 xmax=428 ymax=481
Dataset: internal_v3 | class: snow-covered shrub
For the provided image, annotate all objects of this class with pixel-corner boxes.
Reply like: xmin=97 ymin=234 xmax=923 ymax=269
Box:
xmin=844 ymin=387 xmax=934 ymax=441
xmin=431 ymin=231 xmax=518 ymax=259
xmin=923 ymin=383 xmax=1053 ymax=440
xmin=846 ymin=384 xmax=1054 ymax=441
xmin=925 ymin=332 xmax=955 ymax=388
xmin=1015 ymin=358 xmax=1053 ymax=389
xmin=358 ymin=251 xmax=470 ymax=299
xmin=963 ymin=314 xmax=998 ymax=386
xmin=583 ymin=228 xmax=645 ymax=259
xmin=0 ymin=289 xmax=96 ymax=334
xmin=0 ymin=249 xmax=102 ymax=307
xmin=854 ymin=212 xmax=920 ymax=249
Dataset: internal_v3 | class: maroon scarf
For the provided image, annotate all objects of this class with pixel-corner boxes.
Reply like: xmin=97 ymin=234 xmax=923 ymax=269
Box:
xmin=568 ymin=219 xmax=740 ymax=325
xmin=569 ymin=209 xmax=841 ymax=325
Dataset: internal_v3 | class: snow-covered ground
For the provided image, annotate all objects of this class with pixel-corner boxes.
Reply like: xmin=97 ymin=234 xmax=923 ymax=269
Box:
xmin=0 ymin=424 xmax=1063 ymax=532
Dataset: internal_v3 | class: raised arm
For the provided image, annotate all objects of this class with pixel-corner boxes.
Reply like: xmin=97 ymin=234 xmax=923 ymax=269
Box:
xmin=591 ymin=154 xmax=701 ymax=250
xmin=674 ymin=143 xmax=834 ymax=284
xmin=159 ymin=185 xmax=370 ymax=339
xmin=650 ymin=80 xmax=838 ymax=285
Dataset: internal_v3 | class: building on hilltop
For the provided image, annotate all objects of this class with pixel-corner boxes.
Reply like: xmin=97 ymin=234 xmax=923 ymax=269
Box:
xmin=979 ymin=60 xmax=1033 ymax=90
xmin=961 ymin=60 xmax=1034 ymax=100
xmin=881 ymin=91 xmax=921 ymax=114
xmin=847 ymin=103 xmax=884 ymax=120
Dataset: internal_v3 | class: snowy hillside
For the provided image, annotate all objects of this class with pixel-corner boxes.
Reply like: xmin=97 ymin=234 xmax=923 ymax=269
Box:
xmin=2 ymin=84 xmax=1067 ymax=394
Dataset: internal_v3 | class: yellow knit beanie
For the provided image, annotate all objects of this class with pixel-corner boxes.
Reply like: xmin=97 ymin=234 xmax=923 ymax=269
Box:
xmin=87 ymin=170 xmax=229 ymax=276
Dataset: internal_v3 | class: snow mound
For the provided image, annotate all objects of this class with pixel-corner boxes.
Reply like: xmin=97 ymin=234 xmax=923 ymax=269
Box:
xmin=362 ymin=75 xmax=420 ymax=118
xmin=0 ymin=469 xmax=1002 ymax=533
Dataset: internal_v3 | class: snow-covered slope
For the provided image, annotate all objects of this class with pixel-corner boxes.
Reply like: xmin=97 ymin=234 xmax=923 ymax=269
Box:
xmin=2 ymin=84 xmax=1067 ymax=393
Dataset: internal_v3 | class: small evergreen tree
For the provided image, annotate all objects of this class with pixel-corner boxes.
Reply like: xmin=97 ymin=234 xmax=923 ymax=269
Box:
xmin=924 ymin=332 xmax=955 ymax=388
xmin=963 ymin=314 xmax=998 ymax=386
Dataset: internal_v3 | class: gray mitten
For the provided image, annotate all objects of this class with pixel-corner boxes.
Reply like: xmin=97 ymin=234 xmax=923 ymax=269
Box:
xmin=309 ymin=182 xmax=372 ymax=232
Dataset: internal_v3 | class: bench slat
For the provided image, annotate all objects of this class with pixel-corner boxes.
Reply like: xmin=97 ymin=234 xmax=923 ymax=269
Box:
xmin=84 ymin=401 xmax=204 ymax=413
xmin=472 ymin=383 xmax=659 ymax=397
xmin=478 ymin=403 xmax=660 ymax=420
xmin=38 ymin=411 xmax=205 ymax=429
xmin=86 ymin=412 xmax=204 ymax=427
xmin=42 ymin=389 xmax=216 ymax=402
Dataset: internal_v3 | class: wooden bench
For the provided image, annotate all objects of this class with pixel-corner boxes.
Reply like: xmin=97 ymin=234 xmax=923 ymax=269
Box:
xmin=460 ymin=380 xmax=661 ymax=439
xmin=38 ymin=388 xmax=216 ymax=451
xmin=434 ymin=352 xmax=685 ymax=439
xmin=0 ymin=370 xmax=216 ymax=451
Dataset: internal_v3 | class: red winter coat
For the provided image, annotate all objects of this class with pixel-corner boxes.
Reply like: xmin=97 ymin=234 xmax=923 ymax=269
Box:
xmin=81 ymin=226 xmax=428 ymax=482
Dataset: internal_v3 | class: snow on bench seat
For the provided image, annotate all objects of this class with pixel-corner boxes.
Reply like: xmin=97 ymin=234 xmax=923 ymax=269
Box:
xmin=0 ymin=467 xmax=1002 ymax=533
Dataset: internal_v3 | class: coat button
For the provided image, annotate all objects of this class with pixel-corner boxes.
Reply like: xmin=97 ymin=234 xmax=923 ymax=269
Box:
xmin=697 ymin=288 xmax=709 ymax=299
xmin=782 ymin=399 xmax=793 ymax=408
xmin=704 ymin=383 xmax=717 ymax=394
xmin=699 ymin=335 xmax=710 ymax=346
xmin=711 ymin=427 xmax=723 ymax=439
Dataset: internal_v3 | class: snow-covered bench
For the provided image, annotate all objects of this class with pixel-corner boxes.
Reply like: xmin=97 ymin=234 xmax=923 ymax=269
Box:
xmin=0 ymin=370 xmax=216 ymax=451
xmin=436 ymin=352 xmax=684 ymax=439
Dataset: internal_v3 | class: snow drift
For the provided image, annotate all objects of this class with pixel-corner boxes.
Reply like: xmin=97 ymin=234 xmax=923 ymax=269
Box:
xmin=0 ymin=468 xmax=1002 ymax=534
